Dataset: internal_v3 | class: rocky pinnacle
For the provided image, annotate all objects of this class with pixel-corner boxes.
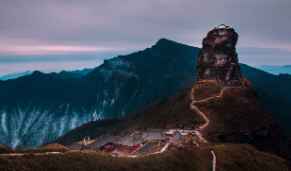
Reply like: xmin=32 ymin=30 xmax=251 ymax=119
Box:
xmin=196 ymin=24 xmax=242 ymax=85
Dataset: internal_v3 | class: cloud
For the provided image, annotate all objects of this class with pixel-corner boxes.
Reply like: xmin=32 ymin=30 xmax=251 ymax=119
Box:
xmin=0 ymin=45 xmax=119 ymax=55
xmin=0 ymin=0 xmax=290 ymax=68
xmin=0 ymin=60 xmax=103 ymax=75
xmin=239 ymin=47 xmax=291 ymax=66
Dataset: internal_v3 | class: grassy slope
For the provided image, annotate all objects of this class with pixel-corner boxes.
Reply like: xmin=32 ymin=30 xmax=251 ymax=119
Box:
xmin=57 ymin=81 xmax=291 ymax=160
xmin=0 ymin=145 xmax=13 ymax=154
xmin=56 ymin=88 xmax=204 ymax=145
xmin=241 ymin=64 xmax=291 ymax=135
xmin=126 ymin=88 xmax=203 ymax=130
xmin=213 ymin=144 xmax=289 ymax=171
xmin=193 ymin=82 xmax=291 ymax=160
xmin=0 ymin=144 xmax=288 ymax=171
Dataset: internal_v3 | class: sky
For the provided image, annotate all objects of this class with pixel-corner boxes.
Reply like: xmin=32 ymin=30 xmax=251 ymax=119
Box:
xmin=0 ymin=0 xmax=291 ymax=75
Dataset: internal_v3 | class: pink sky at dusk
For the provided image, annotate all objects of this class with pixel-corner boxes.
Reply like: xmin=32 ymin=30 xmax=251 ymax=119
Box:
xmin=0 ymin=0 xmax=290 ymax=74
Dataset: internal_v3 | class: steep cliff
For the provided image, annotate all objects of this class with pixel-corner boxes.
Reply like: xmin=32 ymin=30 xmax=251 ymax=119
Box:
xmin=197 ymin=24 xmax=242 ymax=85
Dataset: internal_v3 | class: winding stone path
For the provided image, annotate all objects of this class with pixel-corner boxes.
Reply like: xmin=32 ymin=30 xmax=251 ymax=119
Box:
xmin=189 ymin=84 xmax=229 ymax=171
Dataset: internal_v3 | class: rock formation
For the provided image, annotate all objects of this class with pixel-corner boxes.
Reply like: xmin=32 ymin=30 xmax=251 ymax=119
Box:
xmin=196 ymin=24 xmax=242 ymax=85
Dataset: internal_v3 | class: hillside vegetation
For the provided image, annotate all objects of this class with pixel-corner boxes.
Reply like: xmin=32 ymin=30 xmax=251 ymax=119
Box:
xmin=0 ymin=144 xmax=288 ymax=171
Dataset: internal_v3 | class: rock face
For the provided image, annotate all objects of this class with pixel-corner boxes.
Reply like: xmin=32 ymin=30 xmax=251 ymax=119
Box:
xmin=197 ymin=24 xmax=242 ymax=85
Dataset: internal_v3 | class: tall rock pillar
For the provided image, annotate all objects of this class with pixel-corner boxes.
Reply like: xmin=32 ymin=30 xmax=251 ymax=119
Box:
xmin=196 ymin=24 xmax=242 ymax=85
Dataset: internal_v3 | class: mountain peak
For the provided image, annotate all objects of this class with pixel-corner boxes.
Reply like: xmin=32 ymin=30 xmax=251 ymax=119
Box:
xmin=156 ymin=38 xmax=174 ymax=44
xmin=154 ymin=38 xmax=183 ymax=47
xmin=152 ymin=38 xmax=196 ymax=52
xmin=31 ymin=70 xmax=45 ymax=77
xmin=196 ymin=25 xmax=242 ymax=85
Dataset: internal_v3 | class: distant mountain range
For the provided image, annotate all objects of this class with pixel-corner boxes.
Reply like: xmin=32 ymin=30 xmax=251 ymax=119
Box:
xmin=0 ymin=38 xmax=291 ymax=149
xmin=258 ymin=65 xmax=291 ymax=75
xmin=0 ymin=68 xmax=93 ymax=81
xmin=0 ymin=71 xmax=33 ymax=81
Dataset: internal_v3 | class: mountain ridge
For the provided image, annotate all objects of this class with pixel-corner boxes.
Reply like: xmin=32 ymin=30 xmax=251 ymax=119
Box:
xmin=55 ymin=27 xmax=291 ymax=161
xmin=0 ymin=71 xmax=33 ymax=81
xmin=259 ymin=65 xmax=291 ymax=75
xmin=0 ymin=34 xmax=290 ymax=171
xmin=0 ymin=38 xmax=199 ymax=148
xmin=0 ymin=38 xmax=291 ymax=149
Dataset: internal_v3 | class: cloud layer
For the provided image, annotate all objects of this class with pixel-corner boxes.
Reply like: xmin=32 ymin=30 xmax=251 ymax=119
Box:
xmin=0 ymin=0 xmax=291 ymax=73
